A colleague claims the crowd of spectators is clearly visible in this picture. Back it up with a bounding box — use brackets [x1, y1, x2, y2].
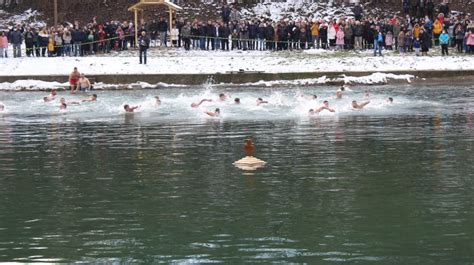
[0, 2, 473, 58]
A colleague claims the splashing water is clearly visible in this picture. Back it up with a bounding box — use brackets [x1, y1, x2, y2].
[0, 84, 450, 124]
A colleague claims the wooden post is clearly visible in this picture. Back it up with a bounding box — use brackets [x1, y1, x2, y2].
[54, 0, 58, 26]
[169, 7, 173, 33]
[134, 8, 138, 47]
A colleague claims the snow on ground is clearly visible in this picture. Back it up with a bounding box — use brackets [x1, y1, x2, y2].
[239, 0, 393, 21]
[0, 8, 45, 31]
[0, 49, 472, 77]
[241, 0, 356, 21]
[0, 80, 187, 91]
[225, 73, 414, 87]
[0, 72, 414, 91]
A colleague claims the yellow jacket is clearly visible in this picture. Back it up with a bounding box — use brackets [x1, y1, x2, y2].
[432, 20, 442, 35]
[310, 23, 319, 36]
[413, 25, 421, 39]
[48, 39, 55, 52]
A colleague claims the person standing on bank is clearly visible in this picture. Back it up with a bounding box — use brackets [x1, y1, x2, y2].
[139, 31, 150, 65]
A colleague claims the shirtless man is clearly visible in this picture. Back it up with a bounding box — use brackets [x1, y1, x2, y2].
[205, 108, 220, 117]
[44, 89, 57, 102]
[78, 73, 91, 92]
[191, 99, 212, 108]
[315, 100, 335, 113]
[218, 93, 229, 102]
[256, 98, 268, 106]
[82, 94, 97, 102]
[60, 97, 80, 105]
[124, 104, 139, 113]
[69, 67, 80, 93]
[352, 100, 370, 109]
[336, 91, 343, 99]
[300, 94, 317, 100]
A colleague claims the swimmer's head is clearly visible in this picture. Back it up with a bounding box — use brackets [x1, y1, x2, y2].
[60, 97, 66, 104]
[92, 94, 97, 99]
[234, 98, 240, 104]
[124, 104, 129, 110]
[323, 100, 329, 106]
[43, 97, 49, 102]
[0, 104, 4, 111]
[60, 103, 67, 109]
[311, 95, 317, 100]
[388, 97, 393, 103]
[219, 93, 226, 100]
[336, 91, 343, 98]
[309, 109, 315, 115]
[352, 100, 357, 107]
[51, 89, 57, 96]
[215, 108, 220, 113]
[257, 97, 263, 102]
[340, 86, 345, 91]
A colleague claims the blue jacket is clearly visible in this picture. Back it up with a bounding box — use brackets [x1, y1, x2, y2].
[10, 30, 23, 45]
[439, 33, 449, 45]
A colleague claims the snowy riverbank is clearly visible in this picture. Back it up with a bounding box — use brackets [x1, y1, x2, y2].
[0, 49, 473, 90]
[1, 49, 473, 77]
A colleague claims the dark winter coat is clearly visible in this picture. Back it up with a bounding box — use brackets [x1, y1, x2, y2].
[248, 24, 258, 39]
[10, 30, 23, 45]
[265, 25, 275, 41]
[139, 35, 150, 50]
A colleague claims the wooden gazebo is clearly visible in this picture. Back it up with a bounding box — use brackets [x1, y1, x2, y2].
[128, 0, 183, 44]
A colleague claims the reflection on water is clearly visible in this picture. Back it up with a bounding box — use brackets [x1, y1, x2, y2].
[0, 84, 473, 263]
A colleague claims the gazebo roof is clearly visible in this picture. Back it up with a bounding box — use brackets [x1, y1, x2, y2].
[128, 0, 183, 11]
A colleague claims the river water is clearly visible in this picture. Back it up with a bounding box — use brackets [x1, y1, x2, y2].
[0, 84, 473, 263]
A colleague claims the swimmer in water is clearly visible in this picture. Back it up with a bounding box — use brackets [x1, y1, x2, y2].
[256, 98, 268, 106]
[364, 90, 370, 99]
[44, 89, 57, 102]
[336, 91, 343, 99]
[308, 109, 315, 116]
[315, 100, 336, 113]
[191, 99, 212, 108]
[124, 104, 139, 113]
[352, 100, 370, 109]
[0, 104, 4, 111]
[387, 97, 393, 103]
[155, 96, 161, 106]
[205, 108, 220, 117]
[60, 102, 67, 110]
[82, 94, 97, 103]
[234, 98, 241, 104]
[219, 93, 228, 101]
[300, 94, 317, 100]
[60, 97, 80, 105]
[340, 85, 351, 91]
